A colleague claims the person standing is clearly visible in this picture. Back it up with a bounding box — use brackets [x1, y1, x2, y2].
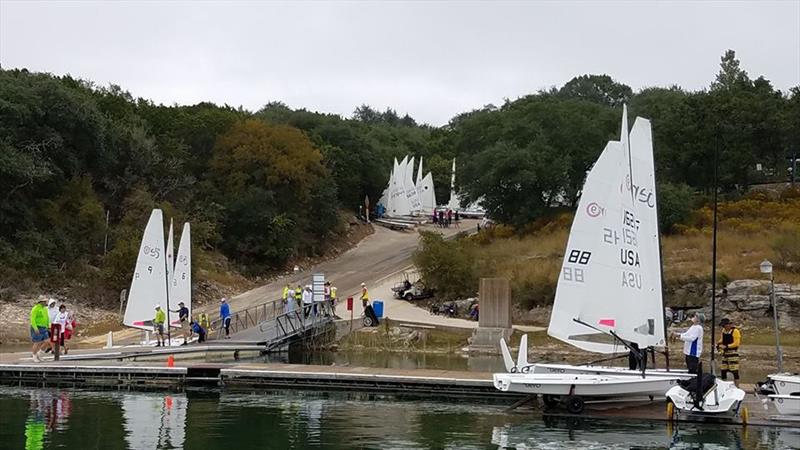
[153, 305, 166, 347]
[171, 302, 190, 345]
[675, 313, 704, 374]
[295, 285, 303, 310]
[360, 282, 370, 310]
[330, 285, 337, 314]
[302, 285, 313, 318]
[323, 282, 332, 316]
[220, 298, 232, 339]
[285, 286, 296, 314]
[717, 318, 741, 386]
[54, 304, 72, 355]
[282, 283, 290, 305]
[30, 298, 50, 362]
[198, 312, 211, 333]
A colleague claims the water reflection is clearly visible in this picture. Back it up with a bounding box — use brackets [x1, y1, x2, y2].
[122, 394, 187, 450]
[3, 387, 800, 449]
[24, 391, 72, 450]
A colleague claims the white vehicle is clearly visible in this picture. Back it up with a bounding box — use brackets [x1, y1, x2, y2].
[665, 373, 747, 423]
[762, 374, 800, 416]
[493, 108, 687, 413]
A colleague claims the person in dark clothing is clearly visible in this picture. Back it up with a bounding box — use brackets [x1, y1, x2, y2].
[191, 321, 206, 343]
[717, 318, 742, 386]
[170, 302, 190, 345]
[628, 342, 643, 371]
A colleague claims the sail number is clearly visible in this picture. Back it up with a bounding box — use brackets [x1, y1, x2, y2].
[563, 267, 585, 282]
[142, 245, 161, 259]
[567, 250, 591, 265]
[563, 249, 591, 283]
[603, 227, 637, 247]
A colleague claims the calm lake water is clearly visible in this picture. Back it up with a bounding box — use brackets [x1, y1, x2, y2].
[1, 386, 799, 450]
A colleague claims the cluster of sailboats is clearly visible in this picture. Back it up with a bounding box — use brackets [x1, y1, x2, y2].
[122, 209, 192, 341]
[377, 156, 485, 218]
[492, 106, 752, 419]
[378, 155, 437, 217]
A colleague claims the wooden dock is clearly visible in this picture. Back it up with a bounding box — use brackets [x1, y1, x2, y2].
[1, 358, 799, 428]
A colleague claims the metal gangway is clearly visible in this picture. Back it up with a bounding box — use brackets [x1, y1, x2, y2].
[209, 298, 336, 350]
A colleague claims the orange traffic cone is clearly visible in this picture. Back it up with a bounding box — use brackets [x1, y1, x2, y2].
[167, 355, 175, 368]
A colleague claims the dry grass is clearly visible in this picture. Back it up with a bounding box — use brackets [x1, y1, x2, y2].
[469, 196, 800, 309]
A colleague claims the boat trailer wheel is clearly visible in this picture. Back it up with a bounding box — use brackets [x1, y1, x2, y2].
[541, 395, 559, 409]
[565, 395, 585, 414]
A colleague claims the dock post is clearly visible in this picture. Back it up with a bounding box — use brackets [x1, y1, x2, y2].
[469, 278, 512, 354]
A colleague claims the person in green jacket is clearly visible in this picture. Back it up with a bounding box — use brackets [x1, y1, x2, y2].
[154, 305, 166, 347]
[30, 298, 50, 362]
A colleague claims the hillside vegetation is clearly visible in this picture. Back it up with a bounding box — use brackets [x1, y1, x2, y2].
[1, 49, 797, 306]
[414, 189, 800, 308]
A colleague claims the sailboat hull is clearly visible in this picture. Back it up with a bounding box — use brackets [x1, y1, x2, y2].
[493, 372, 681, 397]
[528, 363, 694, 380]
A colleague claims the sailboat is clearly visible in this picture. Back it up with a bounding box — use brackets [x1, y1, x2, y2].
[493, 107, 686, 412]
[123, 209, 192, 342]
[123, 209, 169, 330]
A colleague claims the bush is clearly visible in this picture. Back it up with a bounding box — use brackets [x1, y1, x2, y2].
[658, 182, 695, 233]
[773, 228, 800, 272]
[413, 231, 478, 301]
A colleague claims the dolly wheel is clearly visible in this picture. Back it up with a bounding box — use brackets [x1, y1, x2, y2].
[666, 401, 675, 422]
[541, 394, 559, 409]
[363, 316, 374, 327]
[565, 396, 585, 414]
[741, 406, 749, 426]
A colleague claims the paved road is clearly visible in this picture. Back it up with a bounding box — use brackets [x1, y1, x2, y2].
[220, 220, 478, 316]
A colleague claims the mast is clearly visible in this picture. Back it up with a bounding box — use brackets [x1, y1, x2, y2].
[710, 133, 720, 370]
[165, 219, 173, 345]
[649, 120, 671, 370]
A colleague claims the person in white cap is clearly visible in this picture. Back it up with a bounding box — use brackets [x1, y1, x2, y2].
[153, 305, 166, 347]
[302, 285, 313, 318]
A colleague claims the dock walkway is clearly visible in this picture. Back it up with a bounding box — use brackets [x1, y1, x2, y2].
[0, 359, 798, 428]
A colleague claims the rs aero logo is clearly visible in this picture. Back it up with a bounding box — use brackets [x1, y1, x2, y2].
[586, 202, 605, 217]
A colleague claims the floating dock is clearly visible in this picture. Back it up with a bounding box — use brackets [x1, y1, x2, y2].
[1, 359, 799, 428]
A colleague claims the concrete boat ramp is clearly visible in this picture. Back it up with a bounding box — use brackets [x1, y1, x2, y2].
[1, 358, 799, 428]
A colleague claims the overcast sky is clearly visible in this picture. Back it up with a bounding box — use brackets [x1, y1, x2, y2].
[1, 1, 798, 126]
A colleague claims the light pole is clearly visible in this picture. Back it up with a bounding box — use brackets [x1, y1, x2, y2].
[761, 259, 784, 372]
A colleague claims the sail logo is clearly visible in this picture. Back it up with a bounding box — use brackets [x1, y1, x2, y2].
[586, 202, 605, 217]
[622, 175, 656, 209]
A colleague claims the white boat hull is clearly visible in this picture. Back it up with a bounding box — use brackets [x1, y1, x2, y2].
[768, 374, 800, 395]
[493, 372, 681, 397]
[666, 379, 745, 416]
[529, 363, 694, 380]
[769, 394, 800, 415]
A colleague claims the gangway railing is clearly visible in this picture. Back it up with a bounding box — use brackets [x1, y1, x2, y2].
[208, 297, 284, 340]
[208, 298, 335, 345]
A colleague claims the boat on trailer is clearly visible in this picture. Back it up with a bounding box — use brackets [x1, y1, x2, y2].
[492, 107, 686, 413]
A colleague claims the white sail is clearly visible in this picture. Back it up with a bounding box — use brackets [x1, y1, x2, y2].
[548, 107, 665, 353]
[416, 156, 424, 186]
[387, 157, 411, 216]
[123, 209, 168, 330]
[447, 158, 462, 210]
[628, 116, 666, 348]
[404, 156, 422, 213]
[170, 223, 191, 327]
[419, 172, 437, 212]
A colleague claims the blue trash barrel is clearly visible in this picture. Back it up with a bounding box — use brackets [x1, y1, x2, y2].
[372, 300, 384, 318]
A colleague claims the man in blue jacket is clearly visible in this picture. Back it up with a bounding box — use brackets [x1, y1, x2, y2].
[220, 298, 232, 339]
